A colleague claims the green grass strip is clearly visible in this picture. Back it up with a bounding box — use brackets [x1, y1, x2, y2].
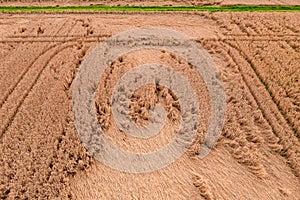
[0, 5, 300, 13]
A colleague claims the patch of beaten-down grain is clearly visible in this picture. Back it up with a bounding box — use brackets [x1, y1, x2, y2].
[0, 13, 300, 199]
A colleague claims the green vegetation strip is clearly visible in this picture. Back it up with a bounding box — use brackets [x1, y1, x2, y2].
[0, 5, 300, 13]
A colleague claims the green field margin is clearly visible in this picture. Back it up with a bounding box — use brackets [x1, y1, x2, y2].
[0, 5, 300, 13]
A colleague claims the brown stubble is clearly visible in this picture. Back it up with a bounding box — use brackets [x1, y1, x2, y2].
[0, 13, 299, 199]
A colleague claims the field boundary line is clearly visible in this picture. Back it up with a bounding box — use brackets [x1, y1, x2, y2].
[1, 5, 300, 13]
[0, 34, 111, 43]
[5, 34, 111, 39]
[2, 35, 300, 44]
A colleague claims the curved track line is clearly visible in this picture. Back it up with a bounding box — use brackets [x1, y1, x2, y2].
[0, 43, 58, 108]
[228, 41, 298, 136]
[223, 41, 300, 177]
[0, 18, 72, 109]
[0, 38, 107, 43]
[6, 34, 111, 39]
[0, 43, 74, 139]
